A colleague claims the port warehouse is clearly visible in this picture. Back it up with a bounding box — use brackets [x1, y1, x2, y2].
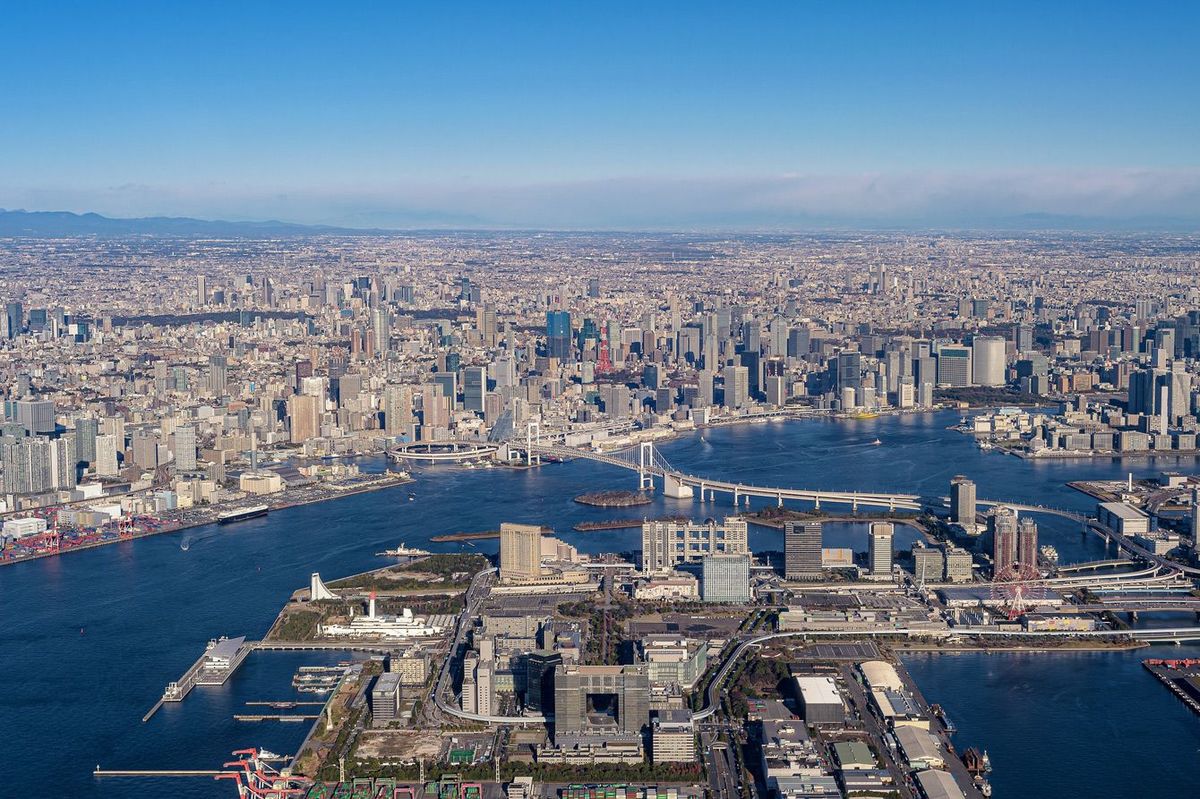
[1096, 501, 1151, 536]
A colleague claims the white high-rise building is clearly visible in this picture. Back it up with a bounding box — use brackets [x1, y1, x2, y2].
[972, 336, 1007, 387]
[174, 425, 197, 471]
[868, 522, 894, 577]
[95, 434, 119, 477]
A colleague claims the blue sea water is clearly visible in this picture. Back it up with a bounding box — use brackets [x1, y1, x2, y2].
[2, 411, 1199, 797]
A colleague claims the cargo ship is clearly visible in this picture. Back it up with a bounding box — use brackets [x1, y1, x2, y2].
[217, 505, 269, 524]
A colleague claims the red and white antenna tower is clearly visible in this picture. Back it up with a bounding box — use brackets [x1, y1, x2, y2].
[597, 324, 613, 374]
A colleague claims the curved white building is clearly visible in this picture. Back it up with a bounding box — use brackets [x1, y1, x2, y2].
[972, 336, 1007, 386]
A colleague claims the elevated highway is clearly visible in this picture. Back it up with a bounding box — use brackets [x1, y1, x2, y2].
[695, 625, 1200, 720]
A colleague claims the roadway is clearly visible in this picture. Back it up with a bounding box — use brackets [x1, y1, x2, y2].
[694, 625, 1200, 721]
[428, 567, 549, 725]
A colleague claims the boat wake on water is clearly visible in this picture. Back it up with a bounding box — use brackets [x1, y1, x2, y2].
[179, 528, 221, 551]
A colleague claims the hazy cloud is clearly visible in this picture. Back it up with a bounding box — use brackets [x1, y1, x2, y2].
[4, 169, 1200, 230]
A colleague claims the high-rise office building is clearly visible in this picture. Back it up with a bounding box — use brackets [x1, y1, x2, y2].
[524, 650, 562, 713]
[912, 545, 945, 585]
[936, 346, 972, 387]
[944, 547, 974, 582]
[784, 521, 822, 581]
[463, 366, 487, 413]
[697, 370, 715, 407]
[546, 310, 572, 360]
[174, 425, 197, 471]
[132, 430, 158, 469]
[553, 663, 649, 739]
[196, 275, 207, 306]
[499, 522, 543, 582]
[868, 522, 893, 577]
[420, 384, 448, 430]
[971, 336, 1006, 386]
[1013, 323, 1034, 354]
[701, 554, 751, 603]
[787, 326, 811, 358]
[949, 476, 977, 530]
[5, 301, 23, 339]
[836, 351, 862, 393]
[208, 355, 228, 395]
[722, 365, 749, 409]
[765, 374, 787, 406]
[990, 507, 1018, 578]
[10, 399, 55, 434]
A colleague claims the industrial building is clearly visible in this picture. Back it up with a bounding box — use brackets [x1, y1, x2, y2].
[894, 725, 944, 769]
[914, 768, 966, 799]
[794, 676, 844, 725]
[1097, 501, 1151, 536]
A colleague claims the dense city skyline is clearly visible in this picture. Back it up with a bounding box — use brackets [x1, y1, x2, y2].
[5, 5, 1200, 799]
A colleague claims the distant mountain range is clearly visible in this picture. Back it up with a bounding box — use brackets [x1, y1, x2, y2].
[1, 207, 1194, 237]
[0, 209, 387, 238]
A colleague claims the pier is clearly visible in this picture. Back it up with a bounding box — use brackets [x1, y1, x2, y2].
[234, 713, 320, 722]
[95, 768, 224, 778]
[1143, 659, 1200, 716]
[143, 636, 253, 722]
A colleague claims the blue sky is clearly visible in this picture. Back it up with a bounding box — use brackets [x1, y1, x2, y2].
[2, 2, 1198, 228]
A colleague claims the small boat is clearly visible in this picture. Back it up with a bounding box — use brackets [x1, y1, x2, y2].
[871, 438, 882, 446]
[408, 492, 416, 501]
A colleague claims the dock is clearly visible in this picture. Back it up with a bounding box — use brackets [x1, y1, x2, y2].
[1143, 659, 1200, 716]
[95, 768, 224, 778]
[246, 700, 327, 708]
[234, 714, 320, 722]
[143, 635, 253, 722]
